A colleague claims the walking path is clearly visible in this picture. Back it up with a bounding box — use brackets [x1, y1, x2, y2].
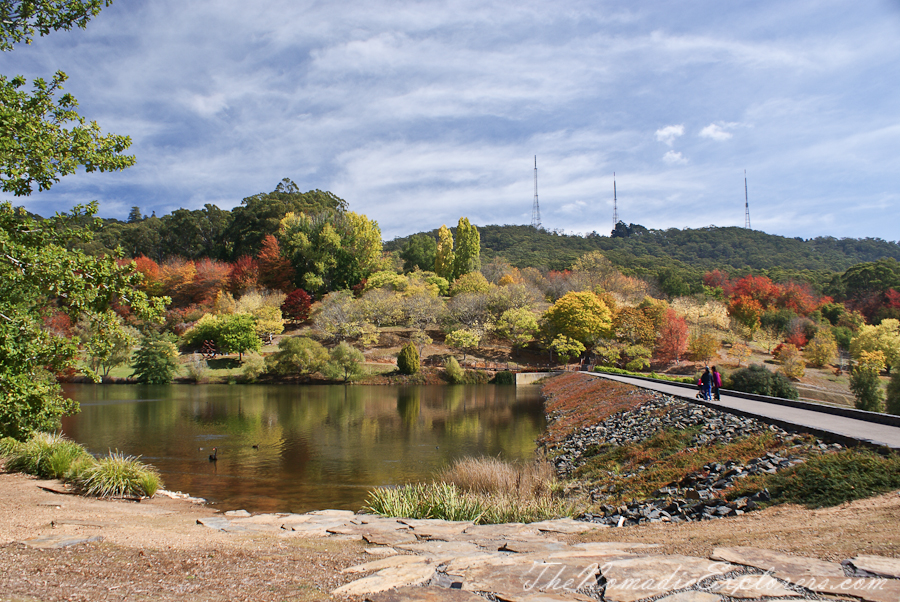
[192, 510, 900, 601]
[585, 372, 900, 449]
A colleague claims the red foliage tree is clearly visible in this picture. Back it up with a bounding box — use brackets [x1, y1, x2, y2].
[776, 281, 819, 315]
[655, 308, 689, 363]
[132, 255, 162, 295]
[229, 255, 260, 295]
[281, 289, 312, 323]
[703, 269, 732, 296]
[730, 275, 780, 309]
[257, 235, 295, 292]
[188, 258, 231, 305]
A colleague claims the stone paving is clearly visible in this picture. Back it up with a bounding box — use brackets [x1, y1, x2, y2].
[196, 511, 900, 601]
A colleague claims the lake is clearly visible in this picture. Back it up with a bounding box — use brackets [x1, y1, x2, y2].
[60, 383, 546, 513]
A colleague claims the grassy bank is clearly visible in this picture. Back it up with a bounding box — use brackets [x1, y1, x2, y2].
[0, 433, 161, 498]
[364, 457, 576, 523]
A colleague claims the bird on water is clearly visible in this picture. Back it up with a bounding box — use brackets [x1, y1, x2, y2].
[209, 447, 218, 461]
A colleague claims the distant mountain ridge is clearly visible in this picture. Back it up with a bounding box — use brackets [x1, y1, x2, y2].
[386, 224, 900, 285]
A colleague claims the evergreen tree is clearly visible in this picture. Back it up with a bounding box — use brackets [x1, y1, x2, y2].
[397, 343, 420, 375]
[451, 217, 480, 281]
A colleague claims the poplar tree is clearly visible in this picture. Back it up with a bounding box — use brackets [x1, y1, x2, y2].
[434, 224, 455, 281]
[451, 217, 480, 281]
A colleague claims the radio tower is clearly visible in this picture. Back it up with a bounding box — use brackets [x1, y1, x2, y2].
[744, 170, 751, 229]
[612, 172, 618, 229]
[531, 156, 542, 229]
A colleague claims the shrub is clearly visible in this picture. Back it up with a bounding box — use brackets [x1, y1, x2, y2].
[449, 272, 490, 296]
[3, 432, 92, 479]
[132, 333, 180, 384]
[240, 352, 266, 382]
[397, 343, 420, 375]
[323, 341, 366, 382]
[492, 370, 516, 385]
[727, 364, 799, 400]
[850, 366, 885, 412]
[764, 450, 900, 508]
[75, 451, 162, 498]
[265, 336, 329, 377]
[444, 356, 464, 384]
[184, 353, 209, 383]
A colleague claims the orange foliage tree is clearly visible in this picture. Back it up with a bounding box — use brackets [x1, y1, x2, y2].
[229, 256, 259, 295]
[655, 309, 689, 363]
[257, 234, 295, 292]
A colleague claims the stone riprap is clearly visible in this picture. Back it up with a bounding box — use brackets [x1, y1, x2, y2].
[543, 390, 844, 527]
[197, 513, 896, 601]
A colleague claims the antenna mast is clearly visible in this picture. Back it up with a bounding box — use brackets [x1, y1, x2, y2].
[613, 172, 618, 229]
[531, 156, 542, 229]
[744, 170, 751, 229]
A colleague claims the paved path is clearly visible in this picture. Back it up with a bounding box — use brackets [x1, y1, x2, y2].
[192, 511, 900, 601]
[585, 372, 900, 450]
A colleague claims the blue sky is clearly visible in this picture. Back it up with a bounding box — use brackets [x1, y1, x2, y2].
[2, 0, 899, 241]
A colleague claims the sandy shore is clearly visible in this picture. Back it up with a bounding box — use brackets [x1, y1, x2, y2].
[2, 467, 899, 601]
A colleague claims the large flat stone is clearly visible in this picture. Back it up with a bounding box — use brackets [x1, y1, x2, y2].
[602, 555, 734, 602]
[461, 524, 542, 540]
[527, 518, 608, 534]
[848, 555, 900, 579]
[495, 592, 597, 602]
[778, 573, 900, 602]
[710, 547, 844, 577]
[366, 547, 399, 556]
[462, 560, 600, 599]
[22, 534, 103, 549]
[365, 586, 485, 602]
[343, 555, 431, 574]
[445, 553, 511, 575]
[710, 575, 797, 598]
[655, 592, 723, 602]
[395, 540, 483, 558]
[332, 563, 437, 596]
[363, 530, 419, 546]
[398, 519, 474, 538]
[500, 541, 569, 554]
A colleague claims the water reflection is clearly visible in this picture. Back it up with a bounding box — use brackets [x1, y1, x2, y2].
[61, 383, 545, 513]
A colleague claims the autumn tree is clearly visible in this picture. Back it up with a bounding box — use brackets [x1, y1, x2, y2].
[281, 289, 312, 323]
[434, 224, 455, 281]
[542, 291, 612, 346]
[655, 308, 689, 363]
[256, 234, 295, 292]
[228, 256, 259, 296]
[850, 319, 900, 374]
[496, 308, 540, 354]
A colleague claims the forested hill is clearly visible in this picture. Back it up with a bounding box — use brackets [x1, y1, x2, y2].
[386, 224, 900, 283]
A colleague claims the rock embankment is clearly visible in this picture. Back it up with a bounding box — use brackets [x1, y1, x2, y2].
[540, 376, 843, 527]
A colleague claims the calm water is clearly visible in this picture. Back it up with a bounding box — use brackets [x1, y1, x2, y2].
[60, 384, 546, 513]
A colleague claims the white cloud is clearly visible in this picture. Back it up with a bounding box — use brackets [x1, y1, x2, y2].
[663, 151, 688, 165]
[699, 123, 734, 141]
[655, 125, 685, 146]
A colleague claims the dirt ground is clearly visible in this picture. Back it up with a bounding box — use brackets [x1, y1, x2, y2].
[1, 468, 898, 602]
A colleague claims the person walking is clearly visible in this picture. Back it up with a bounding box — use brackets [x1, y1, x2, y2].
[712, 366, 722, 401]
[699, 366, 712, 400]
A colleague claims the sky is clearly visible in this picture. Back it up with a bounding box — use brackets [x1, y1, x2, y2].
[2, 0, 899, 242]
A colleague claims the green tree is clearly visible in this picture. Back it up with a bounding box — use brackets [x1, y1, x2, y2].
[550, 335, 585, 366]
[496, 308, 539, 354]
[400, 234, 437, 273]
[886, 364, 900, 416]
[850, 353, 885, 413]
[434, 224, 454, 281]
[132, 333, 180, 385]
[278, 209, 382, 293]
[324, 342, 366, 382]
[397, 343, 420, 375]
[73, 310, 138, 380]
[216, 313, 261, 360]
[451, 217, 480, 281]
[541, 291, 612, 346]
[1, 204, 167, 439]
[445, 329, 481, 361]
[265, 336, 328, 378]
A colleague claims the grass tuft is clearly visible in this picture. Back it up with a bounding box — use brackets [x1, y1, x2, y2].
[74, 451, 163, 498]
[3, 433, 92, 479]
[438, 456, 555, 499]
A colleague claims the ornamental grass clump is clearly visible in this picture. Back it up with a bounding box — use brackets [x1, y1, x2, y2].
[75, 451, 162, 498]
[3, 432, 92, 479]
